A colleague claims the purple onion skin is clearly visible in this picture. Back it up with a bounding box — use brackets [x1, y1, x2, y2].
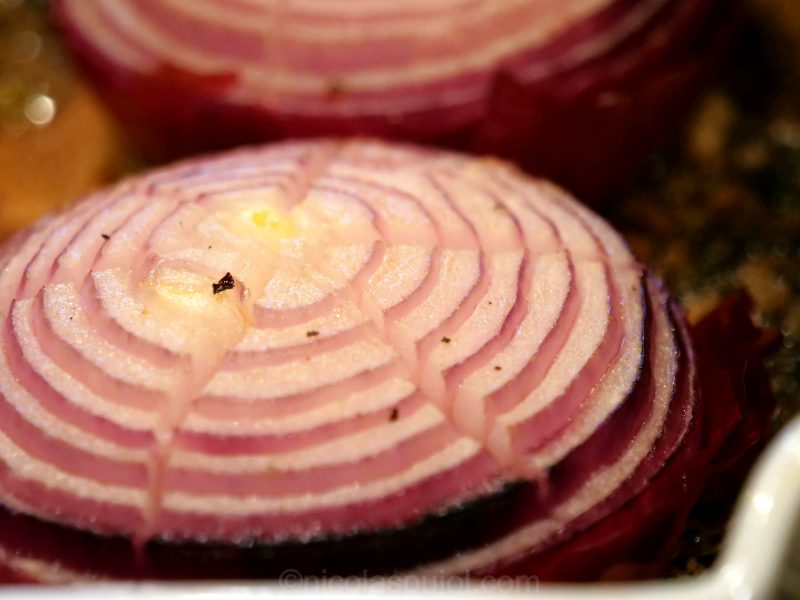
[54, 0, 741, 202]
[484, 293, 777, 581]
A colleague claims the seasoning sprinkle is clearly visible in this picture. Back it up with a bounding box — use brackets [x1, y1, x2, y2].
[212, 272, 235, 294]
[306, 330, 320, 338]
[100, 233, 110, 240]
[441, 336, 451, 344]
[389, 408, 399, 422]
[494, 365, 502, 371]
[326, 79, 346, 100]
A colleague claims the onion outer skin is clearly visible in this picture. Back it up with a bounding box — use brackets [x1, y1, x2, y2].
[484, 293, 778, 580]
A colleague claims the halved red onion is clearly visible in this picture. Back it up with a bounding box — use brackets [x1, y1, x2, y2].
[54, 0, 741, 199]
[0, 140, 773, 582]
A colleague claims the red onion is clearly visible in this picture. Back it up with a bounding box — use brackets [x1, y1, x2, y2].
[0, 140, 772, 582]
[54, 0, 741, 200]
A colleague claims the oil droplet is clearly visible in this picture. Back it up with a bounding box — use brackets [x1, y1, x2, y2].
[250, 209, 295, 236]
[24, 94, 56, 126]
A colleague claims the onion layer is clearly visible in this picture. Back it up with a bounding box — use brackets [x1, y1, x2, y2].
[54, 0, 741, 199]
[0, 140, 772, 581]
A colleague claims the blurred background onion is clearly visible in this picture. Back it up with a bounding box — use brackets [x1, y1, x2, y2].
[52, 0, 740, 201]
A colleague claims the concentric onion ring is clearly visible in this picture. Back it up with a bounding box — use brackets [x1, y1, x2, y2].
[0, 140, 768, 582]
[54, 0, 741, 198]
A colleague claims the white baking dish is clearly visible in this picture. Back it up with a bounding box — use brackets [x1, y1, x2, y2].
[4, 413, 800, 600]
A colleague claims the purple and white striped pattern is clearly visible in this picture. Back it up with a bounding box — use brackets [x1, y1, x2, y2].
[0, 140, 694, 577]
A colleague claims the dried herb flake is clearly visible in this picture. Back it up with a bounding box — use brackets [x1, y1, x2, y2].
[212, 272, 235, 295]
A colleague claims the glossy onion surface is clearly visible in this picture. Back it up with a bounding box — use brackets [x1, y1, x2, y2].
[0, 140, 769, 582]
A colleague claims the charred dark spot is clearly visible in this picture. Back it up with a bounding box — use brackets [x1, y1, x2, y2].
[100, 233, 110, 240]
[389, 408, 399, 422]
[441, 337, 451, 344]
[212, 272, 235, 295]
[142, 480, 528, 577]
[326, 79, 346, 100]
[306, 330, 320, 338]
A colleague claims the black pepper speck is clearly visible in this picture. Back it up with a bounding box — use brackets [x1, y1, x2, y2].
[212, 272, 235, 294]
